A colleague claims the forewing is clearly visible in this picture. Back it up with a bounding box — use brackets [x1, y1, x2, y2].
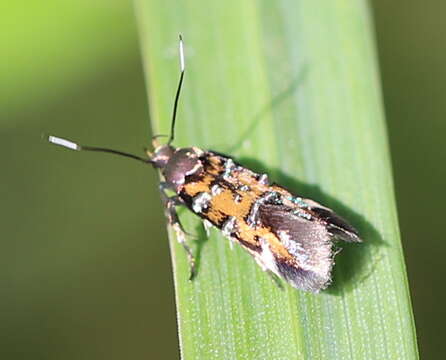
[259, 204, 335, 292]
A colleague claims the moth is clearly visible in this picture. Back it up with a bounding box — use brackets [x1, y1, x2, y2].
[48, 36, 361, 292]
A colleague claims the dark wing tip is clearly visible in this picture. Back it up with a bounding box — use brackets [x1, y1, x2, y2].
[310, 207, 362, 243]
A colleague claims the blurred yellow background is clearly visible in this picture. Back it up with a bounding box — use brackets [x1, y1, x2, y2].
[1, 1, 444, 358]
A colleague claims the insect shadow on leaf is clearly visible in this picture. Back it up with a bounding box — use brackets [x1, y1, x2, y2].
[236, 156, 386, 295]
[226, 66, 309, 154]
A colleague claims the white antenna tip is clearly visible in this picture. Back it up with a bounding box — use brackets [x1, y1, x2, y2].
[179, 35, 185, 72]
[48, 135, 80, 151]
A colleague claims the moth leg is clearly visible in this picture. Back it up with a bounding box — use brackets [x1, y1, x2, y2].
[159, 183, 196, 280]
[203, 219, 213, 237]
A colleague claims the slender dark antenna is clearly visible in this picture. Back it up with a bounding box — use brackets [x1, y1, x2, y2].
[167, 34, 185, 146]
[47, 135, 150, 164]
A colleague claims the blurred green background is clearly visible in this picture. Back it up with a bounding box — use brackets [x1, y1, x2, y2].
[1, 1, 443, 359]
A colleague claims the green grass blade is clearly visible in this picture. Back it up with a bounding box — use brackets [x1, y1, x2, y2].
[135, 1, 418, 359]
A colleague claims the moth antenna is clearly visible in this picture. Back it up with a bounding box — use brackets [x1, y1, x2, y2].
[167, 34, 185, 146]
[47, 135, 151, 164]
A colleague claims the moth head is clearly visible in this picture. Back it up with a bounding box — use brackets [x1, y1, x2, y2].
[148, 144, 176, 169]
[160, 147, 204, 191]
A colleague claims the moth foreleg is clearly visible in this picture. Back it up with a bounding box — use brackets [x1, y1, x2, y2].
[159, 183, 196, 280]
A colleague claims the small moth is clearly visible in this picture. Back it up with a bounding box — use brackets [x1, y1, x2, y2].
[48, 36, 361, 292]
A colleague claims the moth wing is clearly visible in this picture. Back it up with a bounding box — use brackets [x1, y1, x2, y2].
[259, 204, 334, 292]
[304, 201, 361, 243]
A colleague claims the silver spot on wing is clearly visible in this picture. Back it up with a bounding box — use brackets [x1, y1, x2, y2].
[222, 216, 237, 237]
[211, 184, 222, 196]
[192, 192, 212, 213]
[222, 158, 235, 180]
